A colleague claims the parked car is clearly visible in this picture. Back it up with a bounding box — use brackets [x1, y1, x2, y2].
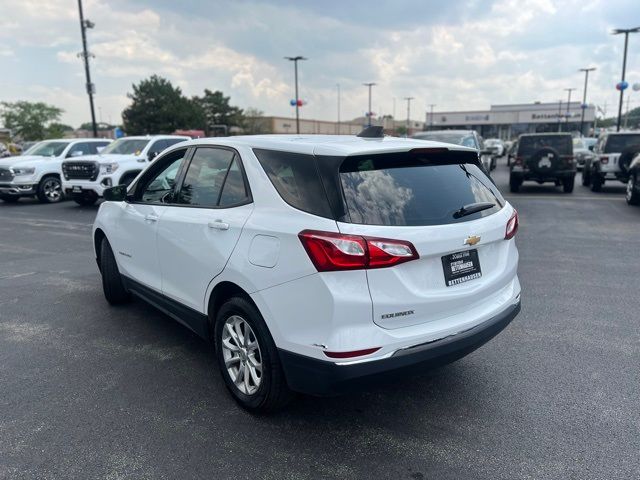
[572, 137, 597, 171]
[626, 152, 640, 206]
[61, 135, 189, 205]
[506, 140, 518, 166]
[509, 133, 576, 193]
[411, 129, 496, 171]
[484, 138, 506, 157]
[0, 143, 10, 158]
[582, 131, 640, 192]
[0, 138, 112, 203]
[93, 131, 521, 411]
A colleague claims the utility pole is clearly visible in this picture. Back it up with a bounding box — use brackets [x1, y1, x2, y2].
[363, 82, 376, 127]
[565, 88, 576, 131]
[77, 0, 97, 138]
[285, 56, 307, 134]
[557, 100, 563, 132]
[612, 27, 640, 131]
[404, 97, 414, 135]
[336, 83, 341, 134]
[428, 104, 436, 131]
[579, 67, 596, 136]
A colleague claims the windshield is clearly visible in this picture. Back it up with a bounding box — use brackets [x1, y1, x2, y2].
[339, 151, 503, 226]
[26, 141, 70, 157]
[414, 132, 478, 149]
[101, 138, 150, 155]
[604, 134, 640, 154]
[485, 139, 502, 146]
[573, 138, 585, 149]
[518, 135, 572, 156]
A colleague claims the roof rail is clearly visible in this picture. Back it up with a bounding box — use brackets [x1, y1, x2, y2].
[357, 126, 384, 138]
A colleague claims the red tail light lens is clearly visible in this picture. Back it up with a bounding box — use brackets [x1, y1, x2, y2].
[323, 347, 381, 359]
[600, 156, 609, 164]
[505, 209, 519, 240]
[514, 156, 524, 166]
[299, 230, 419, 272]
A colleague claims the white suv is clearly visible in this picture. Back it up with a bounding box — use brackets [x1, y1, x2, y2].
[61, 135, 189, 205]
[0, 138, 111, 203]
[583, 131, 640, 192]
[93, 131, 521, 411]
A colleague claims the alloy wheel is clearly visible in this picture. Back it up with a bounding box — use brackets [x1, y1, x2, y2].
[221, 315, 263, 395]
[43, 178, 62, 201]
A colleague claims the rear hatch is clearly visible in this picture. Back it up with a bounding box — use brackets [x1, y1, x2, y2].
[334, 148, 517, 329]
[602, 134, 640, 170]
[517, 135, 573, 173]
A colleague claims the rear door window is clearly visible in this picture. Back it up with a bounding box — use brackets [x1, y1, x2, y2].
[604, 134, 640, 153]
[339, 151, 503, 226]
[518, 136, 572, 156]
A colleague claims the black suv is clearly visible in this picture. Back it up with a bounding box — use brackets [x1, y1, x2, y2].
[509, 133, 575, 193]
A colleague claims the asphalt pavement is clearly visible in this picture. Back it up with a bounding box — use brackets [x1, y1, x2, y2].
[1, 159, 639, 479]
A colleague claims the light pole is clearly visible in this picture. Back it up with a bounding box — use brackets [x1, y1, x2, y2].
[77, 0, 97, 138]
[363, 83, 376, 127]
[336, 83, 341, 134]
[579, 67, 596, 136]
[404, 97, 414, 135]
[564, 88, 576, 132]
[285, 56, 307, 134]
[612, 27, 640, 131]
[428, 104, 436, 131]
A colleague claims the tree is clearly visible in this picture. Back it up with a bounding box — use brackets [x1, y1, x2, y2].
[45, 122, 74, 139]
[0, 101, 63, 141]
[122, 75, 202, 135]
[193, 89, 244, 135]
[242, 108, 270, 134]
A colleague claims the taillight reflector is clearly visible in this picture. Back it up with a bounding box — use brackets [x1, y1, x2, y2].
[600, 156, 609, 164]
[298, 230, 419, 272]
[505, 209, 519, 240]
[323, 347, 381, 359]
[514, 156, 524, 166]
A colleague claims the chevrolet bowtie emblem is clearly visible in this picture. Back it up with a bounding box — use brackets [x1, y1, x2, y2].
[464, 235, 481, 246]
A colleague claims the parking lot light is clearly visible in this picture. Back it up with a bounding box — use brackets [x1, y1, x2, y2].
[579, 67, 596, 136]
[612, 27, 640, 132]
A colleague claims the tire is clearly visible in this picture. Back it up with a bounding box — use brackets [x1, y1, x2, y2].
[626, 173, 640, 206]
[120, 172, 139, 188]
[36, 175, 63, 203]
[99, 238, 130, 305]
[562, 175, 575, 193]
[581, 167, 591, 186]
[509, 174, 522, 193]
[214, 296, 292, 412]
[590, 172, 603, 192]
[72, 192, 98, 206]
[0, 194, 19, 203]
[490, 158, 497, 171]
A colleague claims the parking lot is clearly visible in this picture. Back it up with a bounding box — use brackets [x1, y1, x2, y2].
[1, 158, 639, 479]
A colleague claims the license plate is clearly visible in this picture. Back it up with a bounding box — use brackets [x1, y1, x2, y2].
[72, 186, 82, 193]
[442, 249, 482, 287]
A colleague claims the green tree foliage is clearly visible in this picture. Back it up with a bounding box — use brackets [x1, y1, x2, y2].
[45, 122, 74, 139]
[122, 75, 203, 135]
[0, 101, 63, 141]
[193, 89, 244, 135]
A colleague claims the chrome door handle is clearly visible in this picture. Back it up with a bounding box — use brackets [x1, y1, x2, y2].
[208, 220, 229, 230]
[144, 214, 159, 222]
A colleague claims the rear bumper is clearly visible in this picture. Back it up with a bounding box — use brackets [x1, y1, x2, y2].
[511, 169, 575, 181]
[279, 300, 521, 396]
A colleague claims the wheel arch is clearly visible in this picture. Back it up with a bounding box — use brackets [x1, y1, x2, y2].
[206, 281, 260, 341]
[93, 228, 107, 271]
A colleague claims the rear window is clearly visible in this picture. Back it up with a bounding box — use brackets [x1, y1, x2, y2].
[253, 149, 333, 218]
[339, 151, 504, 226]
[518, 135, 572, 156]
[604, 134, 640, 153]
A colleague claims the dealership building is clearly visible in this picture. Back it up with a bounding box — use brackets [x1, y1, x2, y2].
[426, 102, 596, 139]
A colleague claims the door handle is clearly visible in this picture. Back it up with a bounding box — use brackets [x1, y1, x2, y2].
[208, 220, 229, 230]
[144, 214, 159, 222]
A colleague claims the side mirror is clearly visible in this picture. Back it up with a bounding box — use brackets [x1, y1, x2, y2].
[103, 185, 127, 202]
[148, 151, 159, 161]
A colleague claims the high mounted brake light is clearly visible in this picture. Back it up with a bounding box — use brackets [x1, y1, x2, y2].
[298, 230, 419, 272]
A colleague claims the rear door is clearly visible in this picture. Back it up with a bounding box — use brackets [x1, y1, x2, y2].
[335, 149, 516, 330]
[157, 146, 253, 311]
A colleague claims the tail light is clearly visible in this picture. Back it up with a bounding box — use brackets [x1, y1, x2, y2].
[298, 230, 419, 272]
[505, 209, 519, 240]
[514, 156, 524, 166]
[323, 347, 381, 359]
[600, 156, 609, 164]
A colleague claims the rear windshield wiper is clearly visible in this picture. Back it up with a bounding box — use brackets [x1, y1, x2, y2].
[453, 202, 495, 219]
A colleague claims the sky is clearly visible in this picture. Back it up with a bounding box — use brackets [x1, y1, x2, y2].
[0, 0, 639, 128]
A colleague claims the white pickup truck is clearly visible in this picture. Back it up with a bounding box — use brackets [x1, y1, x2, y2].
[61, 135, 189, 205]
[0, 138, 112, 203]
